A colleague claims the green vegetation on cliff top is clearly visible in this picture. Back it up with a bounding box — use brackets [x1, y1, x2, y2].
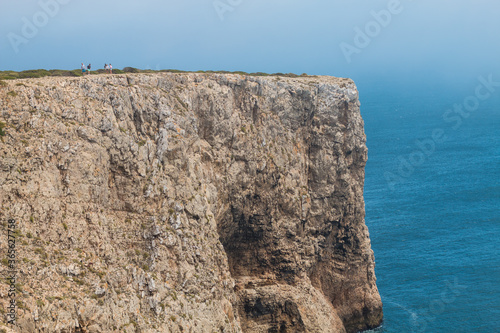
[0, 68, 312, 81]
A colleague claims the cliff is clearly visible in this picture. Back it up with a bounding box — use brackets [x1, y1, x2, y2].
[0, 73, 382, 332]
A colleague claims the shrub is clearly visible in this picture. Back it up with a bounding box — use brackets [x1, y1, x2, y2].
[251, 72, 270, 76]
[49, 69, 80, 77]
[0, 71, 20, 80]
[18, 69, 50, 79]
[160, 69, 187, 73]
[123, 67, 140, 73]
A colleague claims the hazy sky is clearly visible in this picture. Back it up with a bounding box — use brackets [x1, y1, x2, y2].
[1, 0, 499, 84]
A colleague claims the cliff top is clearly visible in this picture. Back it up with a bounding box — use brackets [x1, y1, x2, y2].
[0, 70, 353, 87]
[0, 68, 352, 85]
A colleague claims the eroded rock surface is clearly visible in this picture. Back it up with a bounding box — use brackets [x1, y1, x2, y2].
[0, 73, 382, 332]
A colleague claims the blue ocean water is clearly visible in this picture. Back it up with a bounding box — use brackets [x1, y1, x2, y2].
[358, 77, 500, 333]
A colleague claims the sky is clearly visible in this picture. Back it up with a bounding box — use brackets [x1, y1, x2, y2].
[1, 0, 500, 86]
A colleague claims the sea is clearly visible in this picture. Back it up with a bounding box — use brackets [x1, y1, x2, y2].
[357, 75, 500, 333]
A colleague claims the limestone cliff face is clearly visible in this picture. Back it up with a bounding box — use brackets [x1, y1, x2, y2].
[0, 73, 382, 333]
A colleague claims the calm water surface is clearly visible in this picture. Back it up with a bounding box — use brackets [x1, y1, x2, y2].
[358, 77, 500, 333]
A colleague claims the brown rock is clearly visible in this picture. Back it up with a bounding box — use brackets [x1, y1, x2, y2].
[0, 73, 381, 332]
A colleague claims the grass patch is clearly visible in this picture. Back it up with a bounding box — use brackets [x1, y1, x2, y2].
[0, 69, 82, 81]
[0, 122, 6, 137]
[73, 278, 85, 286]
[16, 300, 27, 310]
[174, 94, 188, 110]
